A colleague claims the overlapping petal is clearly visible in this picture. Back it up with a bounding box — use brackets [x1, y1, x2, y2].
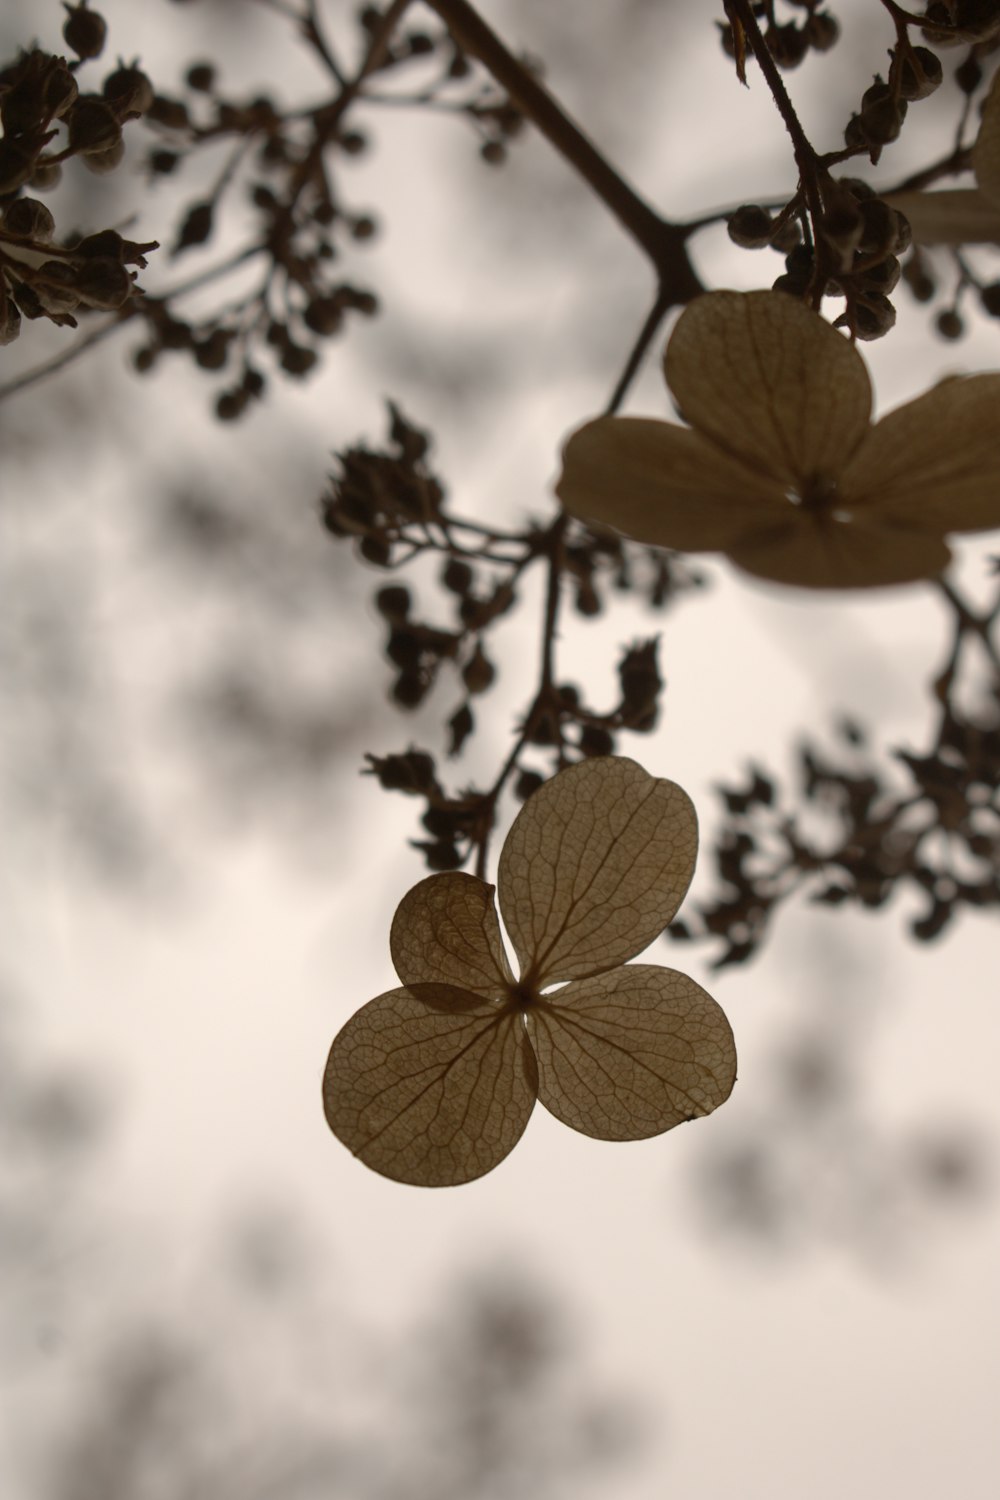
[497, 757, 697, 987]
[322, 984, 537, 1187]
[390, 872, 513, 998]
[557, 417, 786, 551]
[664, 290, 872, 487]
[728, 515, 952, 589]
[841, 375, 1000, 534]
[526, 965, 736, 1140]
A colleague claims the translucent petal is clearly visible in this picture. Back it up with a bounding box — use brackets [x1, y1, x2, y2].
[841, 375, 1000, 534]
[557, 416, 789, 550]
[322, 985, 536, 1187]
[973, 70, 1000, 208]
[497, 757, 697, 988]
[728, 515, 951, 589]
[527, 964, 736, 1140]
[665, 291, 872, 488]
[391, 872, 513, 998]
[885, 189, 1000, 246]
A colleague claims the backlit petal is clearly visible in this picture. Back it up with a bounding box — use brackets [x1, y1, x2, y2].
[391, 872, 513, 998]
[665, 291, 872, 488]
[498, 757, 697, 987]
[527, 964, 736, 1140]
[728, 515, 951, 589]
[557, 415, 788, 551]
[842, 375, 1000, 534]
[322, 985, 536, 1187]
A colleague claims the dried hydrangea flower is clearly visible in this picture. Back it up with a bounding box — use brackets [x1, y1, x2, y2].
[323, 757, 736, 1187]
[557, 290, 1000, 589]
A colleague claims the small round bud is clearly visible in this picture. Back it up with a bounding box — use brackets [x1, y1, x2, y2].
[850, 291, 897, 340]
[62, 2, 108, 60]
[461, 644, 495, 695]
[66, 96, 122, 156]
[480, 140, 506, 166]
[81, 137, 125, 173]
[954, 55, 982, 93]
[338, 129, 367, 155]
[804, 10, 839, 50]
[215, 389, 249, 422]
[391, 671, 427, 709]
[580, 725, 615, 757]
[514, 770, 543, 801]
[359, 536, 392, 567]
[280, 342, 318, 377]
[73, 255, 133, 309]
[103, 63, 155, 117]
[441, 558, 473, 595]
[2, 197, 55, 241]
[935, 308, 964, 340]
[29, 156, 62, 191]
[897, 45, 943, 100]
[857, 255, 901, 295]
[194, 329, 231, 369]
[375, 584, 410, 622]
[185, 62, 216, 92]
[727, 203, 774, 248]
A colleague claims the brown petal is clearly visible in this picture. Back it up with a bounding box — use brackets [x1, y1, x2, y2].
[526, 964, 736, 1140]
[885, 189, 1000, 245]
[665, 291, 872, 489]
[727, 515, 952, 589]
[556, 416, 789, 551]
[497, 757, 697, 988]
[973, 69, 1000, 207]
[323, 985, 536, 1186]
[842, 375, 1000, 534]
[391, 872, 513, 998]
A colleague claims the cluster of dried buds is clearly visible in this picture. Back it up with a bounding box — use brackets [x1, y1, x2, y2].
[728, 178, 911, 339]
[719, 0, 840, 70]
[671, 692, 1000, 967]
[844, 41, 943, 162]
[0, 4, 155, 344]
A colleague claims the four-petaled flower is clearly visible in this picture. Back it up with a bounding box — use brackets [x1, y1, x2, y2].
[323, 757, 736, 1187]
[556, 289, 1000, 589]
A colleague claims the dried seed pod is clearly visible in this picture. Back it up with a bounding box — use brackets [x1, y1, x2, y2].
[848, 291, 897, 339]
[103, 63, 154, 117]
[1, 196, 55, 241]
[896, 45, 943, 100]
[73, 255, 134, 309]
[857, 255, 901, 295]
[81, 138, 125, 173]
[66, 96, 122, 156]
[935, 308, 964, 339]
[804, 10, 839, 50]
[62, 2, 108, 61]
[727, 204, 775, 248]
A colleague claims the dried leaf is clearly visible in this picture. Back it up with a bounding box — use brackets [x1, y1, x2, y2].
[526, 964, 736, 1139]
[390, 872, 513, 997]
[664, 290, 872, 488]
[497, 757, 697, 987]
[322, 984, 536, 1186]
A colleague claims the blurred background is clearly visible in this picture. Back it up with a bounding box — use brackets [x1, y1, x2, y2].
[2, 1, 998, 1496]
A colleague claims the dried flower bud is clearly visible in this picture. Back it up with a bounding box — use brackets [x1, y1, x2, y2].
[185, 62, 216, 92]
[45, 60, 79, 120]
[29, 156, 62, 191]
[514, 769, 543, 800]
[0, 137, 40, 196]
[103, 62, 154, 117]
[844, 291, 897, 339]
[857, 255, 901, 294]
[935, 308, 964, 339]
[896, 44, 943, 100]
[2, 196, 55, 241]
[175, 201, 214, 251]
[858, 82, 907, 146]
[34, 260, 81, 315]
[580, 725, 615, 757]
[727, 204, 775, 248]
[804, 11, 839, 50]
[62, 3, 108, 61]
[73, 255, 134, 309]
[765, 21, 809, 68]
[81, 137, 125, 173]
[441, 558, 473, 595]
[0, 285, 22, 344]
[66, 96, 122, 155]
[462, 644, 495, 695]
[375, 585, 411, 622]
